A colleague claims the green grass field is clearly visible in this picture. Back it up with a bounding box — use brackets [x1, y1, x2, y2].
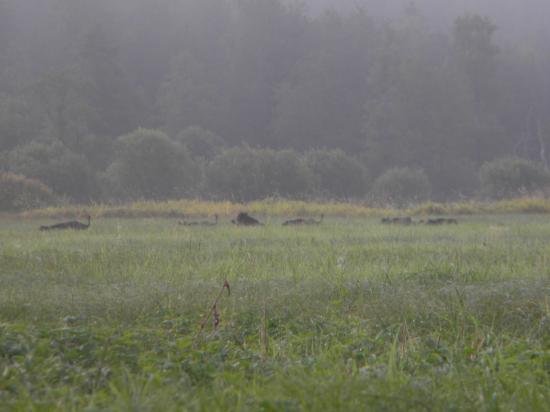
[1, 214, 550, 411]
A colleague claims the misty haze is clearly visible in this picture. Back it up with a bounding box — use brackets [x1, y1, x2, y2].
[4, 2, 550, 411]
[1, 0, 550, 206]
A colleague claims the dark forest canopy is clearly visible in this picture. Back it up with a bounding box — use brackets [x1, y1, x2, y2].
[1, 0, 549, 204]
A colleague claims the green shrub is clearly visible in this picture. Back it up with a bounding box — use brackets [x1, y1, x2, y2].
[105, 128, 198, 200]
[206, 147, 312, 201]
[305, 149, 369, 199]
[371, 167, 432, 206]
[479, 157, 550, 199]
[260, 149, 313, 199]
[0, 96, 34, 151]
[0, 172, 55, 211]
[175, 126, 224, 160]
[6, 142, 98, 202]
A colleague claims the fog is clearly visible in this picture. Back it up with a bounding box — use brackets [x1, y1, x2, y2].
[1, 0, 549, 206]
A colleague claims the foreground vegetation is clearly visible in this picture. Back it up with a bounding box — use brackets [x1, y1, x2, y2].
[1, 213, 550, 411]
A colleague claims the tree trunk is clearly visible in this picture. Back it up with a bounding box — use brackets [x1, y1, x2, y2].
[536, 118, 549, 171]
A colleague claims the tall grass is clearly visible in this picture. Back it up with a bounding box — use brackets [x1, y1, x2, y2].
[1, 215, 550, 410]
[18, 196, 550, 220]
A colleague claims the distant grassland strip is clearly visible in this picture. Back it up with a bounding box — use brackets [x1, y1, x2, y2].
[19, 197, 550, 219]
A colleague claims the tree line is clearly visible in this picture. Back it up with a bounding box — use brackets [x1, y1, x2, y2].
[3, 127, 549, 212]
[1, 0, 549, 205]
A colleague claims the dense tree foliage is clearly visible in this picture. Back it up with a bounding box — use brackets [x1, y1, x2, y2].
[175, 127, 224, 161]
[5, 142, 97, 202]
[306, 149, 368, 199]
[0, 172, 55, 211]
[104, 129, 197, 201]
[371, 167, 432, 206]
[1, 0, 549, 203]
[479, 157, 550, 199]
[205, 147, 312, 201]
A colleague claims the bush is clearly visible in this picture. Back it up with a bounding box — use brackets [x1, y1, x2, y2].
[206, 147, 312, 201]
[105, 128, 197, 200]
[305, 149, 369, 199]
[0, 172, 55, 211]
[429, 158, 479, 200]
[175, 126, 224, 160]
[205, 147, 263, 201]
[371, 167, 432, 206]
[6, 141, 98, 202]
[0, 95, 34, 152]
[479, 157, 550, 199]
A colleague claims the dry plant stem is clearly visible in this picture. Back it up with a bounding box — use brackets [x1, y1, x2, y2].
[195, 280, 230, 341]
[260, 302, 269, 356]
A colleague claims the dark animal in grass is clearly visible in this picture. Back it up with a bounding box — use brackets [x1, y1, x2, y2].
[397, 216, 412, 225]
[282, 214, 324, 226]
[282, 217, 306, 226]
[231, 212, 263, 226]
[179, 215, 219, 226]
[381, 216, 412, 225]
[425, 218, 458, 225]
[40, 216, 91, 231]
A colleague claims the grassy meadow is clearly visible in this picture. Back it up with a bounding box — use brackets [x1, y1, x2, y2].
[1, 208, 550, 411]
